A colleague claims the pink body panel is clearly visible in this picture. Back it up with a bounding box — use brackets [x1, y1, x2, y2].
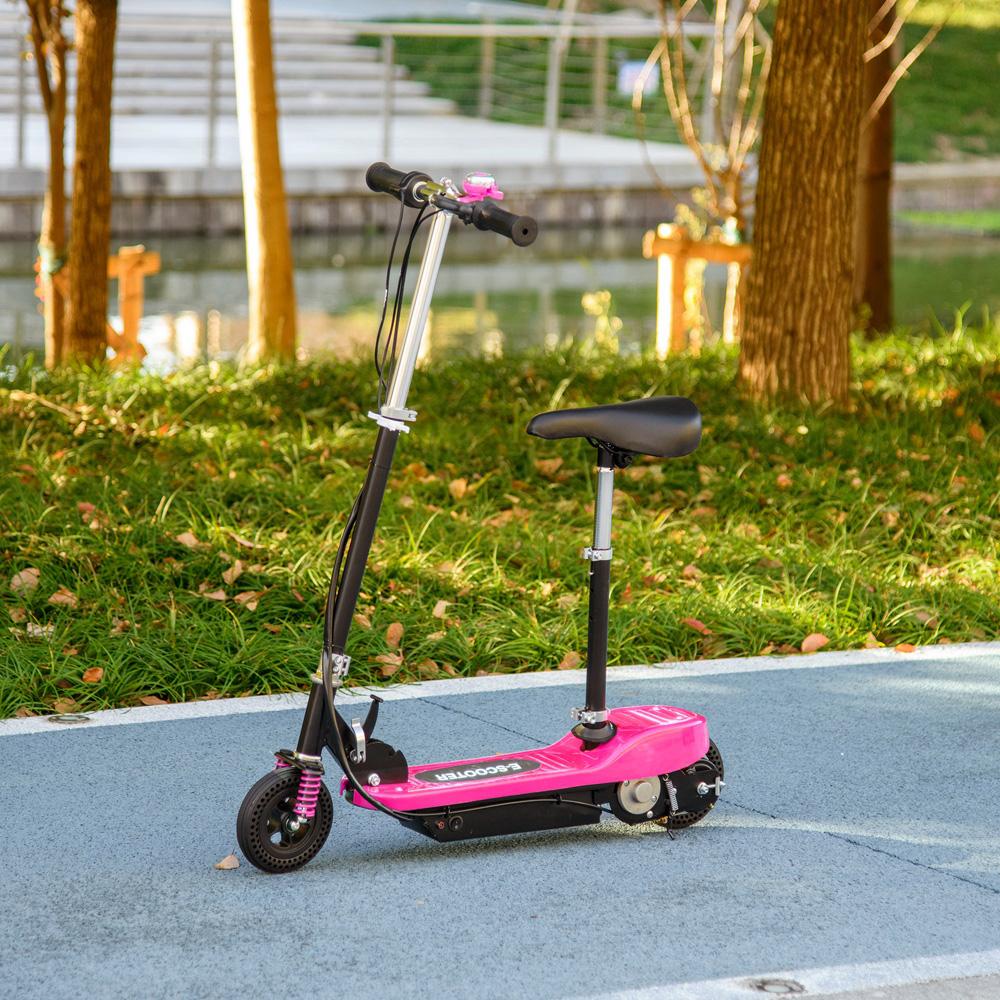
[341, 705, 708, 811]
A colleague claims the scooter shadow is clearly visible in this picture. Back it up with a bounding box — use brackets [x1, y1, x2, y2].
[304, 811, 700, 871]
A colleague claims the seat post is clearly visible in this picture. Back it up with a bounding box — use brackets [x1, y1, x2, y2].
[573, 445, 617, 746]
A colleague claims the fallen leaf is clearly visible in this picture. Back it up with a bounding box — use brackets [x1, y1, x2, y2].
[448, 478, 468, 501]
[26, 622, 54, 639]
[682, 564, 702, 580]
[77, 501, 96, 516]
[262, 623, 282, 634]
[228, 531, 257, 549]
[967, 421, 986, 444]
[52, 697, 79, 713]
[62, 646, 79, 656]
[385, 621, 404, 649]
[558, 651, 582, 670]
[353, 612, 372, 629]
[534, 457, 564, 479]
[48, 587, 78, 608]
[201, 590, 228, 602]
[222, 560, 244, 586]
[10, 567, 40, 595]
[863, 632, 882, 649]
[233, 590, 262, 611]
[415, 659, 439, 679]
[432, 600, 449, 619]
[110, 617, 133, 635]
[375, 651, 403, 678]
[775, 473, 793, 490]
[895, 642, 917, 653]
[681, 617, 712, 635]
[914, 610, 939, 628]
[213, 853, 240, 871]
[82, 667, 104, 683]
[618, 583, 634, 604]
[556, 594, 577, 611]
[139, 695, 169, 706]
[759, 643, 776, 655]
[801, 632, 830, 653]
[9, 607, 26, 623]
[14, 707, 35, 718]
[175, 532, 201, 549]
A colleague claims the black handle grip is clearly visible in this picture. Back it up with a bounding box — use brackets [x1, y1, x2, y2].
[469, 200, 538, 247]
[365, 162, 433, 208]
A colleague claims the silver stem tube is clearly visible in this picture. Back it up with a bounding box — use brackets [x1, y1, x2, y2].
[593, 465, 614, 550]
[384, 209, 453, 413]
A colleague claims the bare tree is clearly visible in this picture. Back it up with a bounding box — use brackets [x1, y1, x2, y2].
[649, 0, 772, 237]
[231, 0, 297, 362]
[65, 0, 117, 363]
[23, 1, 70, 367]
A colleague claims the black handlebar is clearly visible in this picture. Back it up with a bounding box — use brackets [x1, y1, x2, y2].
[365, 162, 433, 209]
[466, 200, 538, 247]
[364, 161, 538, 246]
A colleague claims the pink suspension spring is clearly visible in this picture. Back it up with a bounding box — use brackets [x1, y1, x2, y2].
[293, 770, 322, 820]
[274, 757, 290, 769]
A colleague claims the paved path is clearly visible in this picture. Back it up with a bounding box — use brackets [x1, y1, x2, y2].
[2, 643, 999, 999]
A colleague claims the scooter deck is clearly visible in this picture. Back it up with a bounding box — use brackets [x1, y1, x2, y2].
[342, 705, 708, 811]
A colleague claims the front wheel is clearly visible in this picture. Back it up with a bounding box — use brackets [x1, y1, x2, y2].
[236, 768, 333, 873]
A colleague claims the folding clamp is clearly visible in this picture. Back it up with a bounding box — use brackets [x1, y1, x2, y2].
[368, 410, 410, 433]
[570, 707, 610, 725]
[319, 650, 351, 683]
[349, 718, 367, 764]
[582, 547, 613, 562]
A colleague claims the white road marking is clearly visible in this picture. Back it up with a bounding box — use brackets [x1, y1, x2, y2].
[587, 947, 1000, 999]
[2, 640, 997, 738]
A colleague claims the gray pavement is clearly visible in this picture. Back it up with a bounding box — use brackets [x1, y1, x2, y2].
[2, 645, 999, 999]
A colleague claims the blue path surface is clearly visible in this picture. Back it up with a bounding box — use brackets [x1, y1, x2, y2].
[2, 649, 999, 999]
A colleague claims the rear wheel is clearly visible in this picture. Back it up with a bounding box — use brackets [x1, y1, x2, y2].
[236, 768, 333, 873]
[657, 740, 724, 830]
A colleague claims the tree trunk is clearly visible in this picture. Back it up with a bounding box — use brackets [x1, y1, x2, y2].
[41, 91, 68, 368]
[231, 0, 297, 362]
[65, 0, 117, 363]
[738, 1, 868, 406]
[854, 0, 894, 333]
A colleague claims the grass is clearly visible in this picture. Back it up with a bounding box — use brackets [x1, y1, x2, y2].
[1, 323, 999, 719]
[898, 210, 1000, 234]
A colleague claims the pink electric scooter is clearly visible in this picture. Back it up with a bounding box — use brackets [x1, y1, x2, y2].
[236, 163, 724, 873]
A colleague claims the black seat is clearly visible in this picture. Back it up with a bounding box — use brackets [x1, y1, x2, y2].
[526, 396, 701, 459]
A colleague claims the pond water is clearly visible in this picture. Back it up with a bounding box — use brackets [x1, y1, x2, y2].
[0, 227, 997, 367]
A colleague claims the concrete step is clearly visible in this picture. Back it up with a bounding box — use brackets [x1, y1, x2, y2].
[0, 94, 455, 116]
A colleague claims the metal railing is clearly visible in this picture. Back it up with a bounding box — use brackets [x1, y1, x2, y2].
[1, 13, 717, 169]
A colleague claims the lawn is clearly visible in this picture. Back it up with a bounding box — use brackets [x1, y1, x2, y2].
[1, 324, 998, 719]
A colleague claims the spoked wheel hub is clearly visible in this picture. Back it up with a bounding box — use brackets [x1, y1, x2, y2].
[236, 768, 333, 873]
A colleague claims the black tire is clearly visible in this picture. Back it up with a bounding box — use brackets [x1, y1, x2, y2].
[658, 740, 724, 830]
[236, 768, 333, 874]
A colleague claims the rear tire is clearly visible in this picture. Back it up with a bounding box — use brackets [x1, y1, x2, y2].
[657, 740, 724, 830]
[236, 768, 333, 874]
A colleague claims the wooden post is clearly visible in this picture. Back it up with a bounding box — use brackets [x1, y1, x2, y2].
[107, 244, 161, 362]
[643, 224, 752, 356]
